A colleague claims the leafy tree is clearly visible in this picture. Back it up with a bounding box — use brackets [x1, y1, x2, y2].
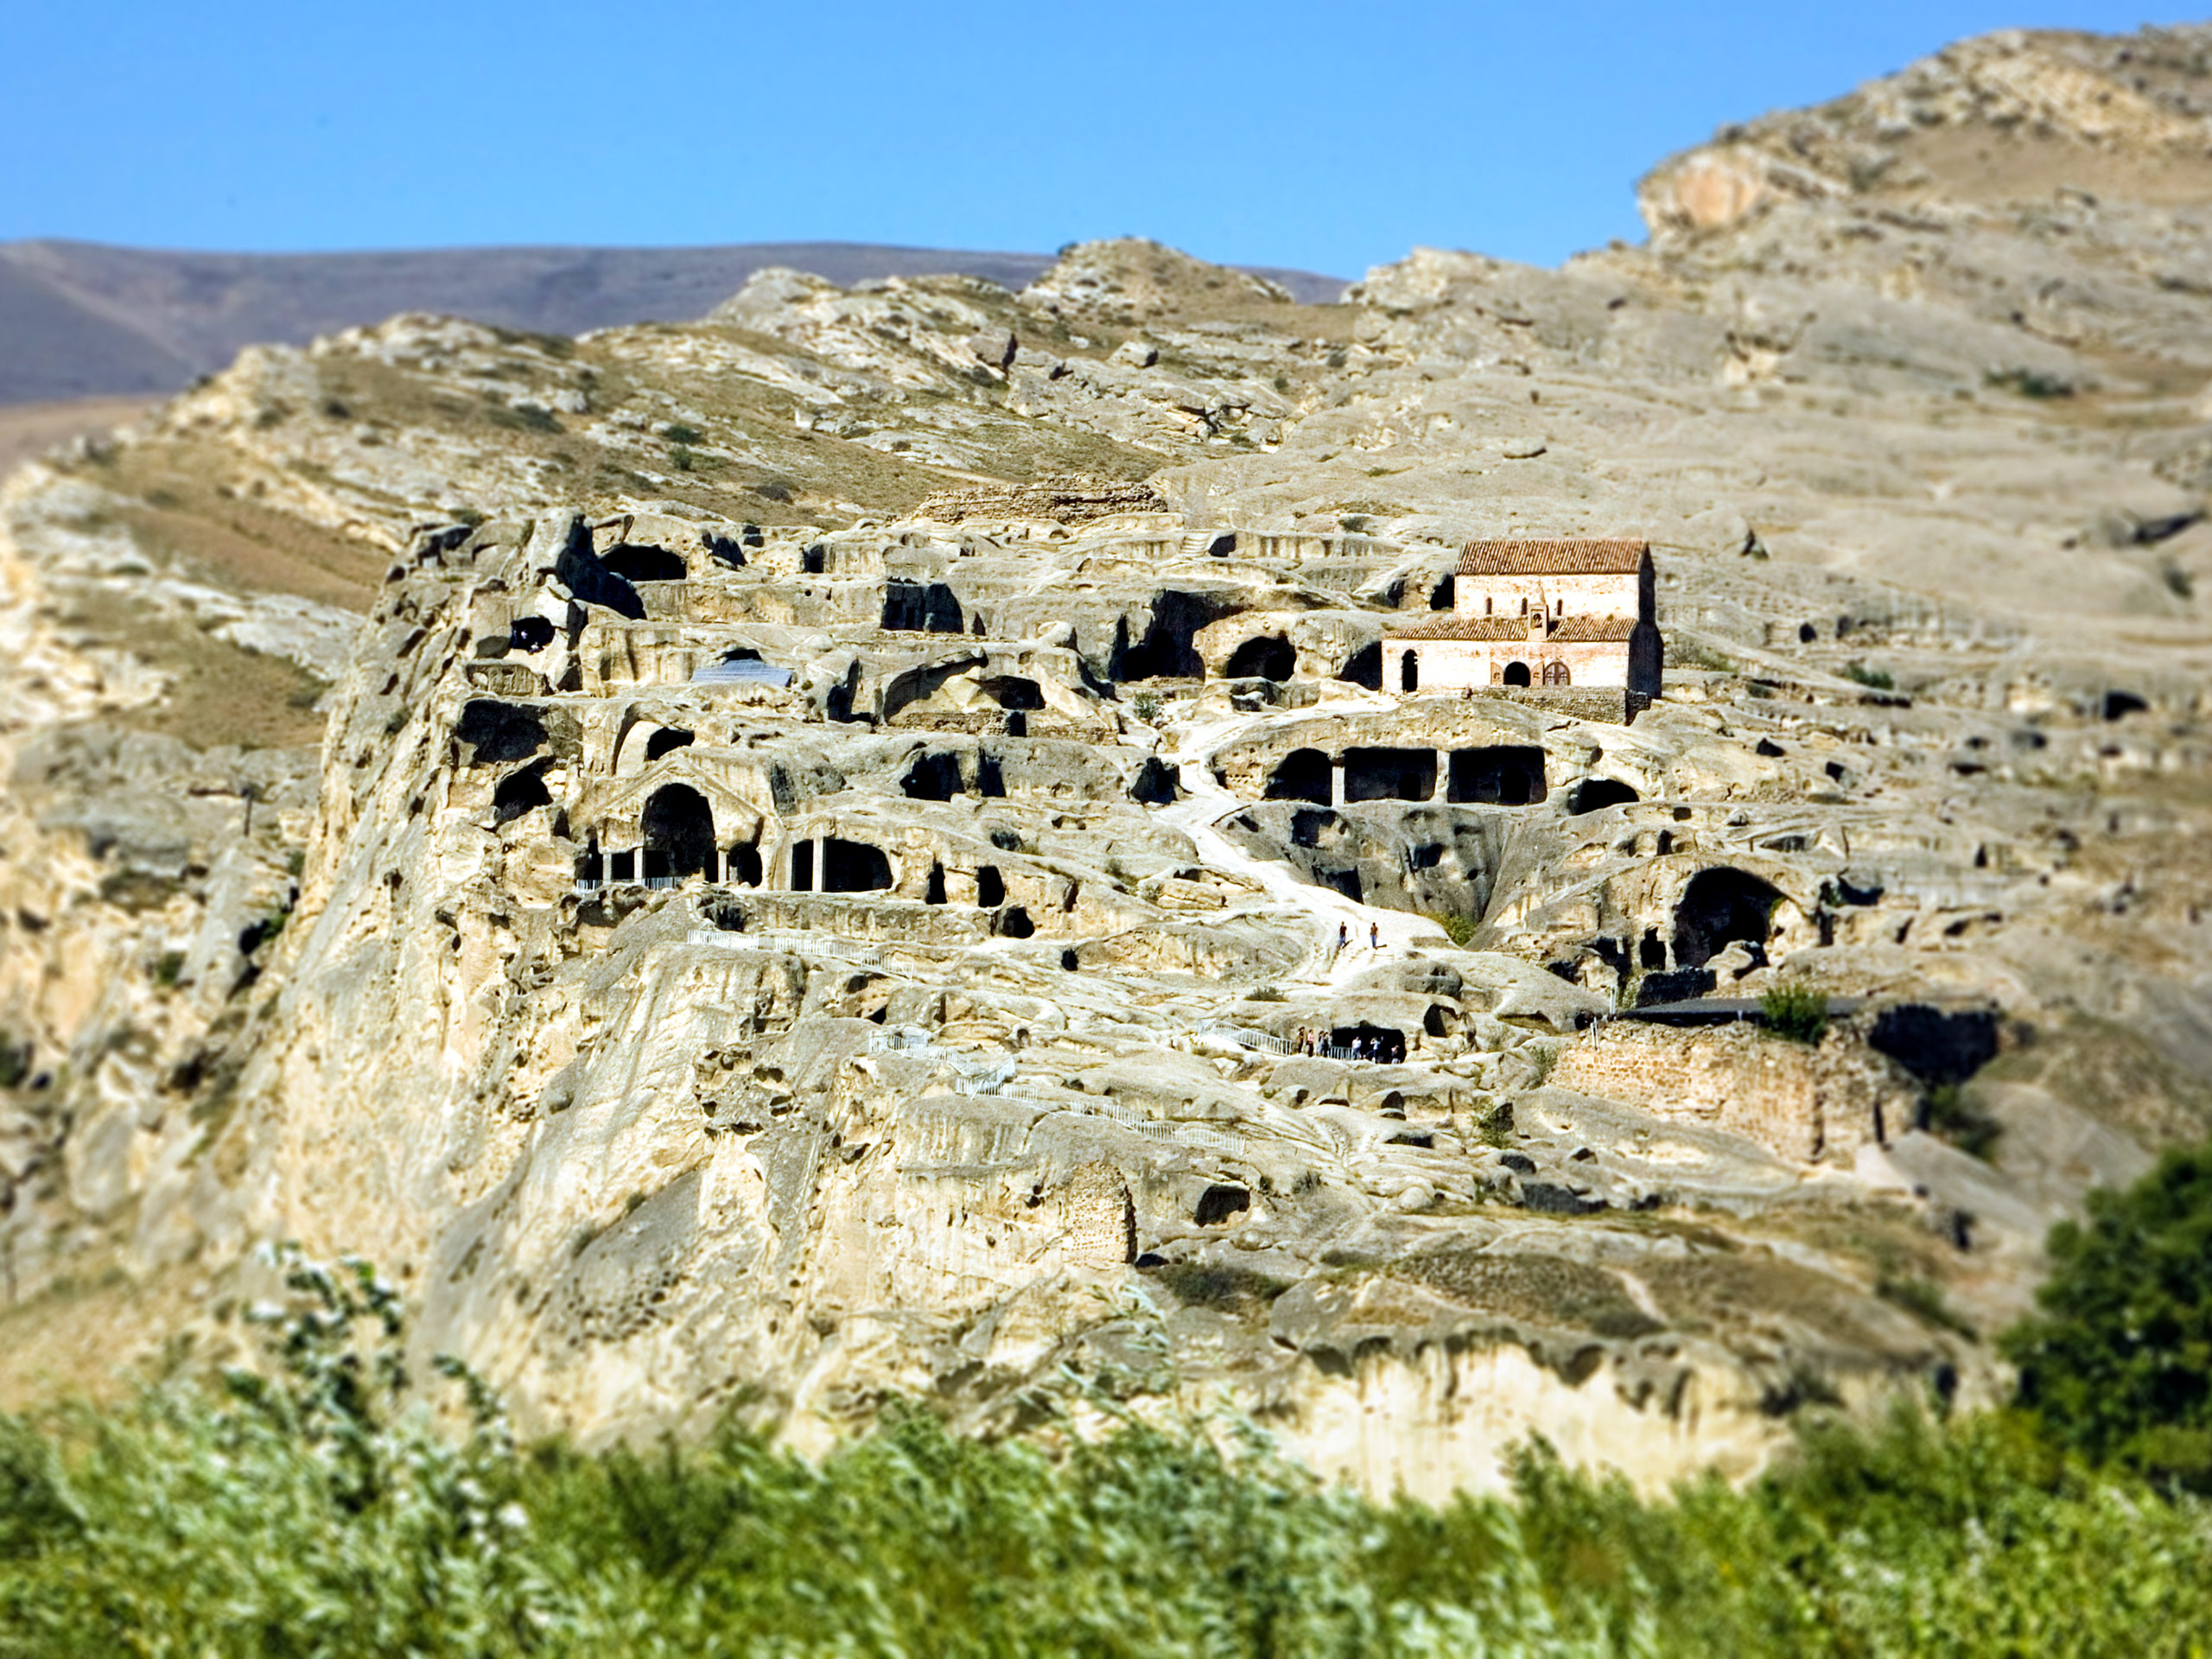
[2004, 1146, 2212, 1489]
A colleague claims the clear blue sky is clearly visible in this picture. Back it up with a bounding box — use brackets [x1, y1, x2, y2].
[0, 1, 2185, 276]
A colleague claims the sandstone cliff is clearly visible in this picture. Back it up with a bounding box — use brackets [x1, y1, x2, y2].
[2, 22, 2209, 1497]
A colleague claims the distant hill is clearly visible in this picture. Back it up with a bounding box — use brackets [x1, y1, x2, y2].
[0, 239, 1348, 404]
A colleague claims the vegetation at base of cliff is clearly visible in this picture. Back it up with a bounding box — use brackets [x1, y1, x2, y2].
[1760, 982, 1829, 1045]
[10, 1185, 2212, 1655]
[2003, 1144, 2212, 1491]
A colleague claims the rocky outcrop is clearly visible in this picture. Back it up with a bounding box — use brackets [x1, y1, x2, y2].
[3, 20, 2211, 1499]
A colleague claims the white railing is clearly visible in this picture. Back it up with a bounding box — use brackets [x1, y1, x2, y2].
[645, 875, 682, 891]
[866, 1030, 1017, 1095]
[1201, 1022, 1294, 1056]
[575, 878, 603, 893]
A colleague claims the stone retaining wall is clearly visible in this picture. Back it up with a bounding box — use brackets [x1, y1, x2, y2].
[1552, 1020, 1914, 1162]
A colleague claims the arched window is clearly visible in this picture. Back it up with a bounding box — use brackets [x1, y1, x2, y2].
[1543, 660, 1571, 686]
[1400, 650, 1420, 692]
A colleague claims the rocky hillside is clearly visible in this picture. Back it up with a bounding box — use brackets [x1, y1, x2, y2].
[1, 24, 2209, 1496]
[0, 239, 1348, 404]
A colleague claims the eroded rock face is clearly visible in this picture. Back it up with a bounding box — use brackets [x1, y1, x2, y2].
[3, 21, 2212, 1496]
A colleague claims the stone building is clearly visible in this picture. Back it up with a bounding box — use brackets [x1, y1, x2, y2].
[1385, 539, 1662, 696]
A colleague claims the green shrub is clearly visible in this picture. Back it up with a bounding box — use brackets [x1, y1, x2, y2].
[2004, 1146, 2212, 1490]
[1432, 913, 1478, 948]
[668, 445, 695, 473]
[10, 1249, 2212, 1651]
[1986, 367, 2075, 399]
[663, 423, 702, 444]
[1761, 983, 1829, 1045]
[1923, 1082, 2003, 1160]
[1844, 662, 1896, 690]
[1245, 986, 1286, 1002]
[1131, 690, 1163, 723]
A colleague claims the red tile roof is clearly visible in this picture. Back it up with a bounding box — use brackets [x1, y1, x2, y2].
[1391, 613, 1636, 642]
[1458, 538, 1648, 576]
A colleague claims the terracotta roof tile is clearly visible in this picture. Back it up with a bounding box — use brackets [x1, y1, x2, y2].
[1390, 613, 1636, 643]
[1458, 538, 1648, 576]
[1391, 615, 1530, 641]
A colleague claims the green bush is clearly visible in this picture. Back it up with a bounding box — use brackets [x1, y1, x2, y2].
[1843, 662, 1896, 690]
[1760, 983, 1829, 1045]
[2004, 1146, 2212, 1490]
[1923, 1082, 2003, 1160]
[1130, 690, 1163, 724]
[1432, 913, 1478, 948]
[10, 1247, 2212, 1652]
[663, 423, 702, 444]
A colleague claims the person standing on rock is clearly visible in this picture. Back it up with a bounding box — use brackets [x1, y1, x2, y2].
[1369, 921, 1381, 952]
[1336, 921, 1349, 960]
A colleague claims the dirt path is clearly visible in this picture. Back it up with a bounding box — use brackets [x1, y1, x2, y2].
[1157, 699, 1450, 991]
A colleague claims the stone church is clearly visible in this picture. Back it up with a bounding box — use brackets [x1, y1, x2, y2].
[1386, 539, 1662, 696]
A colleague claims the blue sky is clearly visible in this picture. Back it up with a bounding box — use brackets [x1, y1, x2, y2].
[0, 2, 2185, 276]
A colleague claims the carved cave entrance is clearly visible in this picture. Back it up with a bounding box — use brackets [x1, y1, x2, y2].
[1672, 868, 1785, 969]
[1447, 747, 1547, 805]
[1344, 747, 1436, 803]
[1266, 748, 1332, 805]
[642, 784, 717, 881]
[1224, 636, 1294, 682]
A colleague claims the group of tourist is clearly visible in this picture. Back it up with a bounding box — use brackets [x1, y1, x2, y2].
[1290, 1027, 1406, 1065]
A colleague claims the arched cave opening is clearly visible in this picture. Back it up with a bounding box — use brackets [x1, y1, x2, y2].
[1672, 868, 1785, 969]
[1329, 1023, 1406, 1061]
[642, 784, 717, 880]
[925, 862, 947, 905]
[1344, 747, 1436, 803]
[981, 676, 1045, 711]
[902, 751, 964, 800]
[456, 700, 547, 766]
[727, 843, 763, 887]
[1194, 1184, 1250, 1226]
[1128, 755, 1181, 805]
[976, 865, 1006, 907]
[493, 762, 551, 825]
[883, 580, 965, 632]
[1267, 747, 1333, 805]
[644, 728, 695, 763]
[1503, 660, 1532, 688]
[1336, 642, 1382, 690]
[1224, 636, 1294, 682]
[509, 615, 556, 653]
[823, 838, 893, 893]
[1111, 591, 1217, 680]
[2103, 690, 2148, 721]
[601, 543, 688, 582]
[1567, 777, 1639, 814]
[998, 906, 1035, 938]
[1448, 746, 1547, 805]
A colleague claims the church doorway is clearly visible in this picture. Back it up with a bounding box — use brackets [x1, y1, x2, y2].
[1503, 661, 1532, 687]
